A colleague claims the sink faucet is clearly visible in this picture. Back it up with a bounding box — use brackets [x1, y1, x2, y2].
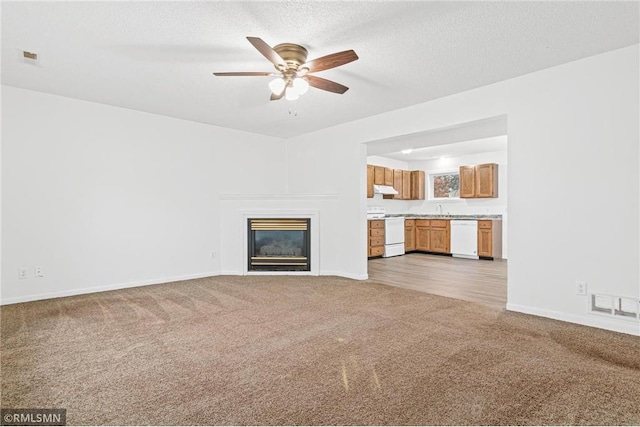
[436, 204, 443, 214]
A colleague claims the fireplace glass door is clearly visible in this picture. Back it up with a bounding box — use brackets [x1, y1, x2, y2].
[248, 218, 310, 271]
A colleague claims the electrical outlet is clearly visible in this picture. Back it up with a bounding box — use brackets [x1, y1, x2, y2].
[211, 251, 216, 259]
[576, 281, 587, 296]
[18, 268, 28, 279]
[35, 266, 44, 277]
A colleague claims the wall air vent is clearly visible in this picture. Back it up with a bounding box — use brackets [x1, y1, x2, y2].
[589, 293, 640, 322]
[23, 51, 38, 60]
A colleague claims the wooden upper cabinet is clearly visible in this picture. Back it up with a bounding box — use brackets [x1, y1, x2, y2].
[393, 169, 404, 199]
[373, 166, 385, 185]
[402, 170, 411, 199]
[384, 168, 394, 186]
[367, 166, 426, 201]
[459, 165, 476, 198]
[476, 163, 498, 198]
[460, 163, 498, 198]
[410, 170, 425, 200]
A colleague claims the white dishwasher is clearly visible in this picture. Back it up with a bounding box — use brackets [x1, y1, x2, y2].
[450, 220, 479, 259]
[383, 217, 405, 257]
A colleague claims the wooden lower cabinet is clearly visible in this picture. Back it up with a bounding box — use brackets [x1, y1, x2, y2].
[477, 220, 502, 259]
[415, 220, 430, 251]
[429, 219, 450, 254]
[368, 220, 385, 258]
[390, 217, 503, 260]
[404, 219, 416, 251]
[411, 219, 450, 254]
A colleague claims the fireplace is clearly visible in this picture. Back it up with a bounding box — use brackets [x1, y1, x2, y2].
[247, 218, 311, 271]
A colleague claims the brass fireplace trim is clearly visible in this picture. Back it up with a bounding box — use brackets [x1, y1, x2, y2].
[248, 218, 311, 271]
[251, 262, 308, 266]
[250, 219, 309, 231]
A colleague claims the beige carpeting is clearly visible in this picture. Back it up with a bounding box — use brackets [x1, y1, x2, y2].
[2, 276, 639, 426]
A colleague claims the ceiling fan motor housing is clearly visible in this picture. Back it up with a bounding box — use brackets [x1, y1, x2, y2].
[273, 43, 309, 72]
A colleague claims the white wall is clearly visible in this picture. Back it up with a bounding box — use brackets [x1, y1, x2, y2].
[217, 195, 365, 279]
[285, 129, 370, 279]
[287, 45, 639, 335]
[1, 86, 287, 303]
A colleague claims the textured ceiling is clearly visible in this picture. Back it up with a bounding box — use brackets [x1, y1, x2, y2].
[2, 1, 638, 139]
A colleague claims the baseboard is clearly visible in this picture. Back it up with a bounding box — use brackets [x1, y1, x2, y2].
[321, 271, 368, 280]
[506, 303, 640, 336]
[219, 270, 368, 280]
[0, 271, 220, 305]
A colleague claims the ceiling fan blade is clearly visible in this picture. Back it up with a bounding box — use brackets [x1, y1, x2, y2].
[302, 50, 358, 73]
[306, 75, 349, 94]
[246, 37, 285, 68]
[270, 88, 286, 101]
[213, 72, 275, 76]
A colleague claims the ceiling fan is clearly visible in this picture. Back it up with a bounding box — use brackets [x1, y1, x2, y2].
[213, 37, 359, 101]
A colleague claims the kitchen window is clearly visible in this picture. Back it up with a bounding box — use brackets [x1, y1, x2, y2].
[429, 171, 460, 199]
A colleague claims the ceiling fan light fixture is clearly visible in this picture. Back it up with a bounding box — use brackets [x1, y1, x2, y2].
[292, 77, 309, 95]
[268, 78, 286, 95]
[285, 87, 299, 101]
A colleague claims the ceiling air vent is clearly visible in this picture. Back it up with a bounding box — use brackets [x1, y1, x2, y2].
[23, 51, 38, 60]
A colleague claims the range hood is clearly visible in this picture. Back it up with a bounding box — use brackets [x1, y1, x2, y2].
[373, 185, 398, 195]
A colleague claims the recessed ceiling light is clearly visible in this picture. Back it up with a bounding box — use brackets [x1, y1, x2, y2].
[401, 149, 413, 155]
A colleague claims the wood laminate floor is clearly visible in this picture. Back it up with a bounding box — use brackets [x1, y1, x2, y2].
[367, 253, 507, 309]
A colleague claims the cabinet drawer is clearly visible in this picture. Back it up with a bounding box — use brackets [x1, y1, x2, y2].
[369, 246, 384, 257]
[405, 219, 415, 227]
[369, 220, 385, 229]
[430, 219, 449, 228]
[369, 236, 385, 247]
[478, 220, 492, 229]
[415, 219, 430, 227]
[370, 228, 385, 238]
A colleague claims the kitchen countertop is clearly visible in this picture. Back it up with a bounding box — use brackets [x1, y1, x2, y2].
[385, 214, 502, 220]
